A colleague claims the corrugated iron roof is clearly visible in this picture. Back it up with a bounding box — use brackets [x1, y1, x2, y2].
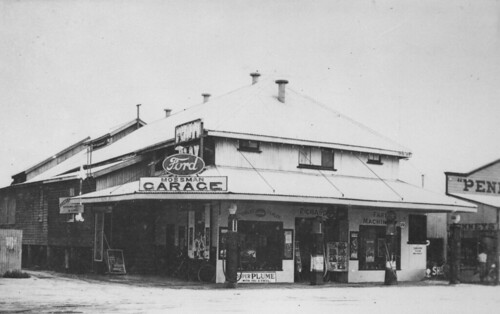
[81, 78, 412, 167]
[17, 77, 413, 184]
[74, 166, 475, 212]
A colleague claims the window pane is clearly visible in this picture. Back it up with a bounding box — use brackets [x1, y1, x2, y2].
[321, 150, 334, 168]
[299, 147, 311, 165]
[409, 215, 427, 244]
[359, 225, 400, 270]
[310, 147, 322, 165]
[238, 221, 283, 271]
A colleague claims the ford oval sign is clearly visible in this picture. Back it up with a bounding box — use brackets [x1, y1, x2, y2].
[162, 154, 205, 176]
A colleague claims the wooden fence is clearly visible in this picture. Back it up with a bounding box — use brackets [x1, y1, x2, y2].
[0, 229, 23, 275]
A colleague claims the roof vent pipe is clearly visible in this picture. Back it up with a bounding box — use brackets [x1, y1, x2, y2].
[202, 93, 211, 103]
[136, 104, 141, 129]
[164, 108, 172, 117]
[250, 72, 261, 85]
[275, 80, 289, 103]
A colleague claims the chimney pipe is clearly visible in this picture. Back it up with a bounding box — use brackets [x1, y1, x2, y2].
[202, 93, 211, 103]
[164, 108, 172, 117]
[250, 72, 261, 85]
[136, 104, 141, 129]
[275, 80, 289, 103]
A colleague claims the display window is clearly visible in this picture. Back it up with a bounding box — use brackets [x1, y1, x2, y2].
[238, 221, 283, 271]
[358, 225, 400, 270]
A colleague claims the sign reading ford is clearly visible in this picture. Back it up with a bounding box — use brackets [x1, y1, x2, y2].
[163, 153, 205, 176]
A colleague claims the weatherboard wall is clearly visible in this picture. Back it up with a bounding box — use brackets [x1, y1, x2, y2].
[214, 138, 399, 180]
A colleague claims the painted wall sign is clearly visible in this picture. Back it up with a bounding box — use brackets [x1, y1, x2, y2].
[361, 211, 395, 225]
[458, 177, 500, 194]
[412, 246, 424, 255]
[458, 223, 498, 231]
[299, 208, 328, 217]
[255, 209, 266, 217]
[59, 197, 84, 214]
[175, 119, 203, 143]
[162, 153, 205, 176]
[238, 272, 277, 283]
[239, 208, 281, 220]
[139, 176, 227, 192]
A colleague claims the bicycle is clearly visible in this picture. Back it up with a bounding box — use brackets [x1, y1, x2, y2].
[482, 263, 498, 284]
[197, 260, 216, 282]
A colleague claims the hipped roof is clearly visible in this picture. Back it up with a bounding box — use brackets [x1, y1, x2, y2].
[81, 78, 412, 163]
[17, 78, 412, 184]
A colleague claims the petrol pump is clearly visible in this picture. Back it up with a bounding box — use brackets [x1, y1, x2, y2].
[449, 213, 461, 285]
[310, 216, 324, 285]
[225, 203, 239, 288]
[384, 211, 397, 285]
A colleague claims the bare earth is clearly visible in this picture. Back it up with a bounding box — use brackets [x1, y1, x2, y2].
[1, 271, 499, 314]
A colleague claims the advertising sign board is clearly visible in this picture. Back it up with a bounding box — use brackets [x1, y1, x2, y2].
[59, 197, 84, 214]
[238, 272, 277, 283]
[175, 119, 203, 144]
[139, 176, 227, 192]
[162, 153, 205, 176]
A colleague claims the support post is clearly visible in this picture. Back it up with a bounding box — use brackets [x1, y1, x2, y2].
[449, 222, 461, 284]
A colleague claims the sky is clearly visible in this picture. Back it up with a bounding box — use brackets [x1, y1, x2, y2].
[1, 0, 499, 193]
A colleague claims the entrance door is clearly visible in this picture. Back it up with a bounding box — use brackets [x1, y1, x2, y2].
[295, 218, 314, 282]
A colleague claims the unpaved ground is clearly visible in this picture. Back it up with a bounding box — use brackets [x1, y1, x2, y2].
[1, 271, 499, 313]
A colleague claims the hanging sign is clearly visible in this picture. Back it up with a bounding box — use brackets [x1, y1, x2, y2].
[59, 197, 84, 214]
[163, 153, 205, 176]
[140, 176, 227, 192]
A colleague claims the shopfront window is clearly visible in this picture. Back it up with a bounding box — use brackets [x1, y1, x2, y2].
[238, 221, 283, 271]
[408, 214, 427, 244]
[359, 225, 400, 270]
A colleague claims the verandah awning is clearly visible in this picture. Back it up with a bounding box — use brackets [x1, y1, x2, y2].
[72, 166, 476, 213]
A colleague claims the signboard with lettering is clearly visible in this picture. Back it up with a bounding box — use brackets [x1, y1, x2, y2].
[59, 197, 84, 214]
[175, 119, 203, 144]
[140, 176, 227, 192]
[163, 153, 205, 176]
[238, 272, 277, 283]
[361, 211, 396, 225]
[447, 170, 500, 196]
[412, 245, 424, 255]
[106, 249, 126, 274]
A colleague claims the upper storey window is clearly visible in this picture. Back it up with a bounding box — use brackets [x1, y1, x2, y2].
[298, 147, 336, 170]
[238, 140, 261, 153]
[367, 153, 383, 165]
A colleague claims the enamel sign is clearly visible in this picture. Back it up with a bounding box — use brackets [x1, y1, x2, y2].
[162, 153, 205, 176]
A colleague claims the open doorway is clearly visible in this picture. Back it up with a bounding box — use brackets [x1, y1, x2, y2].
[294, 210, 348, 283]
